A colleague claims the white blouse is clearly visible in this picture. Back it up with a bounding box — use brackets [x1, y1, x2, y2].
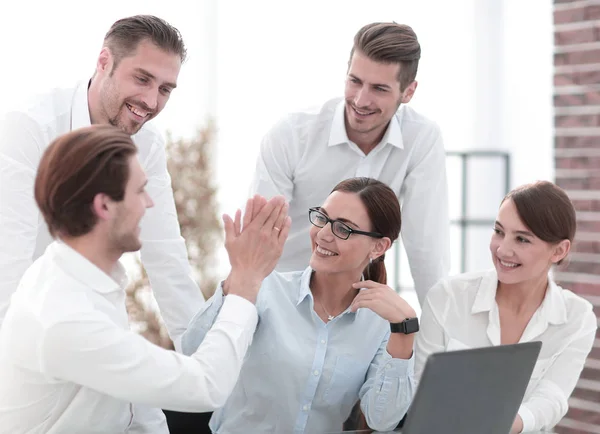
[415, 269, 597, 432]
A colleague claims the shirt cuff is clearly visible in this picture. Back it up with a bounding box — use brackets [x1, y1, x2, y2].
[517, 404, 535, 433]
[379, 350, 415, 378]
[217, 294, 258, 330]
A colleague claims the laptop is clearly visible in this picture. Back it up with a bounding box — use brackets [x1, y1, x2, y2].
[398, 341, 542, 434]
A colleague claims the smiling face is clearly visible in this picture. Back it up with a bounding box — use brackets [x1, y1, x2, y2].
[344, 50, 417, 146]
[309, 191, 388, 278]
[490, 199, 569, 286]
[93, 39, 181, 135]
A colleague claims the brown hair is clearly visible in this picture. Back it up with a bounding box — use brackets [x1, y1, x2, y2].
[502, 181, 576, 265]
[349, 22, 421, 91]
[331, 177, 401, 284]
[34, 125, 137, 238]
[104, 15, 187, 71]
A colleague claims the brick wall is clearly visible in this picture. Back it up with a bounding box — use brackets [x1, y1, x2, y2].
[553, 1, 600, 432]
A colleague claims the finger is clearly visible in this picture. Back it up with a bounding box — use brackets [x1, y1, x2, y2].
[352, 280, 380, 289]
[272, 202, 289, 237]
[252, 195, 267, 220]
[263, 196, 286, 230]
[233, 209, 242, 236]
[350, 299, 375, 313]
[277, 215, 292, 244]
[242, 197, 254, 230]
[223, 214, 235, 243]
[250, 195, 284, 229]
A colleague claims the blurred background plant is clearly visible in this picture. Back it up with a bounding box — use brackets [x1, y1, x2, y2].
[125, 121, 221, 349]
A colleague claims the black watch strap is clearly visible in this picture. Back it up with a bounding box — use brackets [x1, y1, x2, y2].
[390, 317, 419, 334]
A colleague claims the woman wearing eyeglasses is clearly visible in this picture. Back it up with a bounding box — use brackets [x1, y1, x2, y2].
[181, 177, 417, 434]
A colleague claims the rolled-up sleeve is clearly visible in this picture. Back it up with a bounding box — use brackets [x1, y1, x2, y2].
[359, 331, 416, 432]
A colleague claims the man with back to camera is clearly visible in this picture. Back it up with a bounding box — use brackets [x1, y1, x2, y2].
[0, 125, 291, 434]
[250, 22, 450, 305]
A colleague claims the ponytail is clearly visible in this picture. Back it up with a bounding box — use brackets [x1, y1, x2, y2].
[363, 254, 387, 284]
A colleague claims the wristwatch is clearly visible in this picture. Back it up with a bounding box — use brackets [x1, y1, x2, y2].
[390, 317, 419, 334]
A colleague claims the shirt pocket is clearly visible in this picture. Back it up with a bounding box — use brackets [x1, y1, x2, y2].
[323, 355, 367, 406]
[445, 338, 472, 352]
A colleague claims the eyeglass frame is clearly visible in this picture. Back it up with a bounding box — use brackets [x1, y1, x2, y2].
[308, 207, 384, 240]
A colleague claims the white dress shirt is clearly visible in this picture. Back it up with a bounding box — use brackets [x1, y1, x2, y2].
[414, 269, 597, 433]
[0, 80, 204, 350]
[0, 241, 258, 434]
[250, 98, 450, 304]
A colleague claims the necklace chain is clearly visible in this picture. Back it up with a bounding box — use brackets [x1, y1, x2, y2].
[317, 298, 335, 322]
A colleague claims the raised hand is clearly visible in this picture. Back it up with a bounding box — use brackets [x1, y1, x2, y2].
[222, 195, 291, 303]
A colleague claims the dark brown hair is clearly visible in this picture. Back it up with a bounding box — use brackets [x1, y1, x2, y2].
[502, 181, 576, 265]
[349, 22, 421, 91]
[331, 177, 401, 284]
[104, 14, 187, 71]
[34, 125, 137, 238]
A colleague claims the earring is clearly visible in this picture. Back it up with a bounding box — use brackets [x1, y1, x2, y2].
[369, 257, 373, 265]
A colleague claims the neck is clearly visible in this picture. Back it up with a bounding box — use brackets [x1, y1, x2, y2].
[345, 119, 389, 155]
[310, 270, 362, 314]
[495, 272, 549, 315]
[61, 233, 122, 276]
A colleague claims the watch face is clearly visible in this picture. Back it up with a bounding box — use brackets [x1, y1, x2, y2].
[405, 318, 419, 334]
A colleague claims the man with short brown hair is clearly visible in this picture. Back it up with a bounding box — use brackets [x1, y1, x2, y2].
[0, 125, 290, 434]
[0, 14, 201, 350]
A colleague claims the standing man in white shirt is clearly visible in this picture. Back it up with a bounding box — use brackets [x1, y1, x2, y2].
[0, 125, 291, 434]
[251, 22, 450, 304]
[0, 15, 200, 351]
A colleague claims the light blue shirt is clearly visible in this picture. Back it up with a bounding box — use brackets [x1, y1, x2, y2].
[182, 267, 415, 434]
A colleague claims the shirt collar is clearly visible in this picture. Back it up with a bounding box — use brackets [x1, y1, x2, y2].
[471, 269, 568, 325]
[50, 240, 128, 294]
[327, 99, 404, 150]
[71, 79, 93, 131]
[296, 267, 365, 321]
[296, 267, 314, 306]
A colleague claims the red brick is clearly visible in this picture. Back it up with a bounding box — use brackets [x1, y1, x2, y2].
[588, 5, 600, 20]
[556, 136, 600, 148]
[587, 89, 600, 104]
[556, 156, 600, 169]
[554, 93, 586, 106]
[555, 114, 600, 128]
[570, 238, 600, 253]
[578, 219, 600, 232]
[555, 70, 600, 86]
[558, 178, 600, 190]
[564, 261, 600, 275]
[561, 49, 600, 65]
[554, 7, 585, 24]
[555, 27, 597, 45]
[564, 282, 600, 295]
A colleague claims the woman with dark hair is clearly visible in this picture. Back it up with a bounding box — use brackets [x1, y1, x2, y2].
[415, 181, 597, 433]
[182, 177, 418, 433]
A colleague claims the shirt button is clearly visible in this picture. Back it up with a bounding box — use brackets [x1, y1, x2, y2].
[303, 404, 309, 411]
[313, 370, 319, 376]
[386, 364, 392, 369]
[320, 339, 326, 344]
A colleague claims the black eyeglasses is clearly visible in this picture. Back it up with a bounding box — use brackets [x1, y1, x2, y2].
[308, 207, 384, 240]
